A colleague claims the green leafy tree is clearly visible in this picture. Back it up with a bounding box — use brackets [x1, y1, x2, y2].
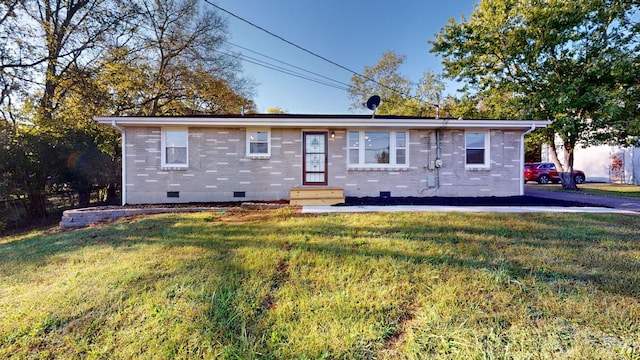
[0, 0, 135, 217]
[431, 0, 640, 189]
[1, 0, 256, 220]
[95, 0, 254, 116]
[348, 51, 412, 115]
[267, 107, 288, 114]
[349, 51, 447, 117]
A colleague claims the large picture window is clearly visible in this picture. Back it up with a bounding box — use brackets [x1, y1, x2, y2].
[348, 130, 408, 168]
[465, 131, 490, 168]
[246, 129, 270, 157]
[162, 128, 188, 167]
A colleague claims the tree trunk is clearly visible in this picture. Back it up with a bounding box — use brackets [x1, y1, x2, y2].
[560, 172, 578, 190]
[26, 193, 48, 219]
[78, 189, 91, 207]
[106, 182, 119, 205]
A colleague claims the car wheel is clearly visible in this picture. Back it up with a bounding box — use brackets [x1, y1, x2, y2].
[575, 174, 585, 184]
[538, 174, 550, 184]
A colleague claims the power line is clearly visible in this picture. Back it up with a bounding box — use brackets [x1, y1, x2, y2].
[225, 41, 351, 89]
[204, 0, 439, 114]
[205, 2, 406, 95]
[205, 1, 365, 80]
[216, 49, 349, 91]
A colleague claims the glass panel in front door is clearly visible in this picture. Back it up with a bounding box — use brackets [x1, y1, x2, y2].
[303, 133, 327, 185]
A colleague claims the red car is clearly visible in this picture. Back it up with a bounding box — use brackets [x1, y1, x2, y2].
[524, 162, 586, 184]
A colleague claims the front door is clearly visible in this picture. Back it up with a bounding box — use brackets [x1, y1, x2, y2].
[303, 132, 328, 185]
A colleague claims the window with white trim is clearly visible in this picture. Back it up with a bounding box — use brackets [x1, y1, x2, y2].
[465, 131, 490, 168]
[348, 130, 408, 168]
[246, 129, 270, 157]
[161, 128, 188, 167]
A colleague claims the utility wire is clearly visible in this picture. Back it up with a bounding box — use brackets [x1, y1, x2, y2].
[216, 49, 349, 91]
[204, 0, 439, 114]
[205, 1, 366, 81]
[225, 41, 351, 89]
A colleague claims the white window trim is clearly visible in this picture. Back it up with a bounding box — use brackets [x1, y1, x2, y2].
[465, 130, 490, 169]
[246, 129, 271, 158]
[161, 127, 188, 168]
[347, 130, 409, 169]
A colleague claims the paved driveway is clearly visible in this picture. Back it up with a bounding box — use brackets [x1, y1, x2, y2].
[303, 186, 640, 214]
[524, 186, 640, 213]
[301, 204, 637, 214]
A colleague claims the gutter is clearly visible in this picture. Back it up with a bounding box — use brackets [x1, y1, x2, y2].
[94, 116, 551, 130]
[111, 120, 127, 206]
[520, 123, 538, 196]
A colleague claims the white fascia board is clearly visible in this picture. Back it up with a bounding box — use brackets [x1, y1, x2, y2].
[94, 116, 551, 130]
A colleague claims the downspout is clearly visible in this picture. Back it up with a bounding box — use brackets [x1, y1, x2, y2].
[520, 124, 537, 195]
[112, 120, 127, 206]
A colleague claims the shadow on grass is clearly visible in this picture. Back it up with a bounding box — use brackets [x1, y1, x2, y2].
[2, 211, 639, 299]
[2, 211, 640, 357]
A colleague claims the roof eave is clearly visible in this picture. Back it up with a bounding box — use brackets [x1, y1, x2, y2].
[95, 116, 551, 130]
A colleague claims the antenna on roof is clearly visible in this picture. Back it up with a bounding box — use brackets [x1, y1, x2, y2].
[363, 95, 381, 119]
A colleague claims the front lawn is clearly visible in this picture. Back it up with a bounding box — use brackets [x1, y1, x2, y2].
[1, 209, 639, 359]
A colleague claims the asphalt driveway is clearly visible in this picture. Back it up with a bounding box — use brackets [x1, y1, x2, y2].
[303, 185, 640, 214]
[524, 185, 640, 212]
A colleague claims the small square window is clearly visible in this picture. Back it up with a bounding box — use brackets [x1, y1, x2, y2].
[465, 131, 490, 168]
[162, 128, 188, 167]
[247, 129, 270, 157]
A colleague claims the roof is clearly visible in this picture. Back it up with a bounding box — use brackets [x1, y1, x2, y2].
[95, 114, 551, 130]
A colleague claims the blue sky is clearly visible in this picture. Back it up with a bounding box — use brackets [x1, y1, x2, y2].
[211, 1, 478, 114]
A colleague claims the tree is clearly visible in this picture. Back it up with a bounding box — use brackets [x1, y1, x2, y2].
[348, 51, 412, 115]
[0, 0, 28, 123]
[267, 107, 288, 114]
[94, 0, 254, 116]
[1, 0, 256, 220]
[16, 0, 135, 128]
[348, 51, 448, 117]
[0, 0, 135, 217]
[431, 0, 640, 189]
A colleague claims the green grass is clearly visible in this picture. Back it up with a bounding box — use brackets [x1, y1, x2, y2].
[1, 209, 639, 359]
[541, 183, 640, 198]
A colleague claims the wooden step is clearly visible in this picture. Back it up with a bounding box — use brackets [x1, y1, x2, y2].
[289, 188, 345, 206]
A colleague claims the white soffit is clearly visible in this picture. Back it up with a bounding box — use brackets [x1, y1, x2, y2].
[95, 116, 551, 130]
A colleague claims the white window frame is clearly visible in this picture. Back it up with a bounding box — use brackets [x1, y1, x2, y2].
[246, 129, 271, 158]
[161, 127, 188, 168]
[347, 130, 409, 169]
[465, 130, 490, 169]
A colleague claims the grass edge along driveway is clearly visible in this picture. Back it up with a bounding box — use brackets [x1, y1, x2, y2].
[1, 209, 639, 359]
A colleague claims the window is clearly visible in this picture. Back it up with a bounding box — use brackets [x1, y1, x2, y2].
[348, 130, 408, 168]
[465, 131, 490, 168]
[246, 129, 270, 157]
[162, 128, 188, 167]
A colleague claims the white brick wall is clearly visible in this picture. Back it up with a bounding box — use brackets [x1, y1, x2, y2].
[124, 127, 523, 204]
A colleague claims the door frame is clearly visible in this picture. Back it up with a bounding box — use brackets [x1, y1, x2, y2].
[302, 131, 328, 185]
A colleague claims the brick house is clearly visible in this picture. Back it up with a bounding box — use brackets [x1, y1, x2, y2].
[95, 114, 549, 205]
